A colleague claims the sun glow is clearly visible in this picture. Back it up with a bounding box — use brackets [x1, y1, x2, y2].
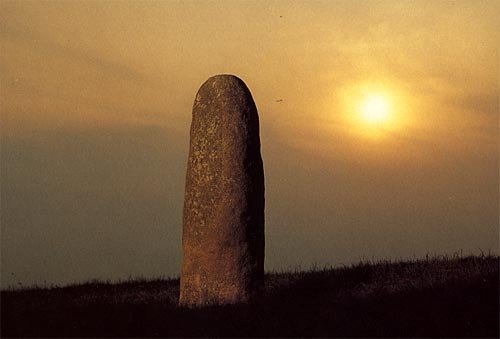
[360, 94, 391, 124]
[328, 81, 412, 140]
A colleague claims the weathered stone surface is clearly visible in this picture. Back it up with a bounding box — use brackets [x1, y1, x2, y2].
[179, 75, 265, 307]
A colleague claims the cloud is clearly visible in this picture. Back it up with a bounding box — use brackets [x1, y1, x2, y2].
[0, 21, 176, 134]
[0, 23, 151, 85]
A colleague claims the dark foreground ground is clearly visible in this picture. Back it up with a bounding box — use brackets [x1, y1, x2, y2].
[2, 255, 499, 338]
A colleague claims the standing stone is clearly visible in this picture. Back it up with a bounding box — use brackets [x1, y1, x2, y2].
[179, 74, 265, 307]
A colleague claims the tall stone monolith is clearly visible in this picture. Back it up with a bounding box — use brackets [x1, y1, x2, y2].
[179, 74, 265, 307]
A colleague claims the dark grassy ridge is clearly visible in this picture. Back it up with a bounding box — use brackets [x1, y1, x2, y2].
[2, 255, 498, 337]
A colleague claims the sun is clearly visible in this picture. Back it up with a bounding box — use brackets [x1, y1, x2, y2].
[360, 94, 391, 124]
[331, 81, 409, 139]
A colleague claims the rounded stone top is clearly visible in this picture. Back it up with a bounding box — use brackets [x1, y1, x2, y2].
[205, 74, 245, 86]
[200, 74, 247, 94]
[194, 74, 255, 112]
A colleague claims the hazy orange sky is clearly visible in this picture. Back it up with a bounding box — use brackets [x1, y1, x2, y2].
[1, 0, 498, 287]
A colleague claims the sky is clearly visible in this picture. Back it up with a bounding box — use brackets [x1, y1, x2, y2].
[1, 0, 498, 287]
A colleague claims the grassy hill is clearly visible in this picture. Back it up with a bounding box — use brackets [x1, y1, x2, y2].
[2, 254, 498, 337]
